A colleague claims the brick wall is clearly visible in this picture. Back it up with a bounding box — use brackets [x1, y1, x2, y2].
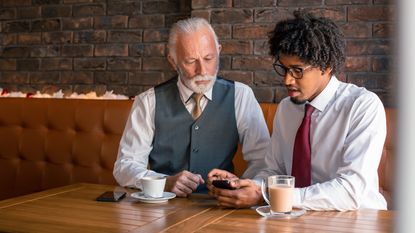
[0, 0, 394, 106]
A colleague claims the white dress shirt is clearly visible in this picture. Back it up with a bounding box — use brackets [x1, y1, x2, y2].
[114, 78, 270, 189]
[256, 76, 387, 211]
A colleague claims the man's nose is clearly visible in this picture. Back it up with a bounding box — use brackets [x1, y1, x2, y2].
[283, 72, 295, 85]
[196, 60, 207, 75]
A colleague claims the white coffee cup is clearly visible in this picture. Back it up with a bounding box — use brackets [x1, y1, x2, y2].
[261, 175, 295, 214]
[141, 176, 166, 198]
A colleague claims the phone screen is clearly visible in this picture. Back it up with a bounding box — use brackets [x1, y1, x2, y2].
[212, 180, 236, 190]
[96, 191, 126, 202]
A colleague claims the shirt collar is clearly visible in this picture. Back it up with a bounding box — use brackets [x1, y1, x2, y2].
[176, 75, 213, 102]
[309, 75, 339, 112]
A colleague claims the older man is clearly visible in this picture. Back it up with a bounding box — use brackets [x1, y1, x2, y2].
[207, 11, 387, 211]
[113, 17, 270, 197]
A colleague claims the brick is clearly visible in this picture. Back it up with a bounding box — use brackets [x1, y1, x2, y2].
[128, 71, 166, 85]
[278, 0, 321, 6]
[30, 46, 60, 57]
[232, 56, 273, 70]
[94, 44, 128, 57]
[3, 0, 31, 7]
[0, 34, 16, 46]
[165, 14, 192, 28]
[107, 57, 141, 70]
[33, 0, 60, 4]
[233, 24, 273, 39]
[274, 86, 287, 103]
[74, 58, 106, 70]
[211, 9, 253, 24]
[346, 40, 391, 55]
[348, 73, 389, 90]
[254, 70, 281, 86]
[255, 8, 292, 23]
[142, 57, 172, 71]
[0, 8, 16, 20]
[40, 58, 72, 71]
[234, 0, 275, 7]
[108, 30, 142, 43]
[73, 4, 105, 17]
[344, 56, 370, 72]
[219, 56, 231, 70]
[306, 7, 347, 22]
[192, 0, 232, 9]
[73, 30, 106, 43]
[254, 40, 269, 55]
[1, 46, 30, 57]
[221, 40, 252, 55]
[41, 5, 71, 18]
[143, 29, 169, 42]
[17, 59, 40, 71]
[191, 10, 210, 22]
[326, 0, 370, 4]
[94, 16, 128, 29]
[126, 85, 153, 97]
[32, 19, 61, 31]
[252, 86, 274, 102]
[73, 84, 107, 95]
[340, 22, 371, 38]
[63, 18, 93, 30]
[371, 56, 390, 72]
[143, 43, 166, 57]
[3, 21, 30, 33]
[374, 0, 389, 4]
[63, 0, 93, 3]
[95, 71, 127, 84]
[61, 71, 93, 84]
[219, 70, 253, 85]
[108, 1, 141, 16]
[107, 85, 129, 95]
[42, 32, 72, 44]
[1, 72, 29, 84]
[212, 24, 231, 39]
[18, 33, 42, 45]
[61, 45, 93, 57]
[129, 15, 165, 29]
[18, 7, 41, 18]
[143, 1, 181, 14]
[0, 59, 16, 70]
[129, 44, 144, 57]
[348, 6, 394, 21]
[30, 71, 60, 84]
[373, 23, 393, 38]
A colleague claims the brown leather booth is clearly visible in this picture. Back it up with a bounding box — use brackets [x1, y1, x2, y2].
[0, 98, 395, 209]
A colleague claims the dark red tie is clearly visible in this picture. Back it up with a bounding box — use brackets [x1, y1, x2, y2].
[292, 104, 315, 188]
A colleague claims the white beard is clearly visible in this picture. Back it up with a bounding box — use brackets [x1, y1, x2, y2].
[177, 66, 217, 94]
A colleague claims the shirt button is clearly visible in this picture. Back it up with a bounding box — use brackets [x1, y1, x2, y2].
[195, 125, 199, 130]
[192, 148, 199, 153]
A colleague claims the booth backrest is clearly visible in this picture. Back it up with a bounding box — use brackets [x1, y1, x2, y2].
[0, 98, 394, 209]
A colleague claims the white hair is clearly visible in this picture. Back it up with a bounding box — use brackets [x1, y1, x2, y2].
[168, 17, 220, 62]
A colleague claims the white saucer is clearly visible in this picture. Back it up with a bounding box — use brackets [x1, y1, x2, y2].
[130, 192, 176, 203]
[255, 205, 306, 219]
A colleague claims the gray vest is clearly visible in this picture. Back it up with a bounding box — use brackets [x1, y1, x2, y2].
[150, 77, 239, 192]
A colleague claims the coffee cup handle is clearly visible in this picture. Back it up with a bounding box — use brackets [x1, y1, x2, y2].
[261, 178, 270, 205]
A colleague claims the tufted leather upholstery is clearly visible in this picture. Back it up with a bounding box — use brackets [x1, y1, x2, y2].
[0, 98, 394, 209]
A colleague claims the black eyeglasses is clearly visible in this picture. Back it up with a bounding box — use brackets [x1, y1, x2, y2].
[273, 62, 313, 79]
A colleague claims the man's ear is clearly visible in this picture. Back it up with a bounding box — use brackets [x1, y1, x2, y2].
[321, 67, 332, 75]
[167, 54, 177, 71]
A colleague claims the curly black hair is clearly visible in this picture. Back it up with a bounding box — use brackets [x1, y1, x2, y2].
[269, 10, 345, 75]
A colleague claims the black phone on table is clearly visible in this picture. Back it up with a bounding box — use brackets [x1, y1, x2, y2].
[96, 191, 126, 202]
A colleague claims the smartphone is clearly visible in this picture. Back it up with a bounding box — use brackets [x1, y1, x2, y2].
[96, 191, 126, 202]
[212, 180, 236, 190]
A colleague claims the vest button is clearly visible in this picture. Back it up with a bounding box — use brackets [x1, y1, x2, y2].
[192, 148, 199, 153]
[195, 125, 199, 130]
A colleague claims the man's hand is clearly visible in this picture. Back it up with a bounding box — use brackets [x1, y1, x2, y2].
[165, 170, 204, 197]
[207, 169, 263, 208]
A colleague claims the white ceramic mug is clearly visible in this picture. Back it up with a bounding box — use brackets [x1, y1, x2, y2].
[141, 176, 166, 198]
[261, 175, 295, 214]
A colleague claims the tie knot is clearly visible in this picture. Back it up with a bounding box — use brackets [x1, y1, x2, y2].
[192, 93, 203, 103]
[305, 104, 315, 117]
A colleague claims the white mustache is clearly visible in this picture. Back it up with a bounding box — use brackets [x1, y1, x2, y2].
[193, 75, 215, 82]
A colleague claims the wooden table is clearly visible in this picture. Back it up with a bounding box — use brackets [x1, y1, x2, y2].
[0, 183, 394, 233]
